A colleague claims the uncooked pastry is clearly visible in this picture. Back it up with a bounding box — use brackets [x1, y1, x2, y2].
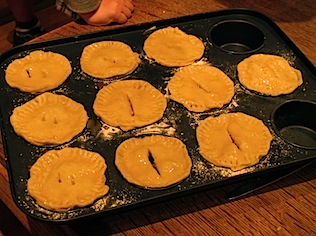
[168, 64, 234, 112]
[93, 80, 167, 131]
[5, 50, 71, 93]
[115, 135, 192, 188]
[196, 112, 272, 171]
[27, 147, 109, 211]
[237, 54, 303, 96]
[80, 41, 141, 79]
[143, 27, 205, 67]
[10, 92, 88, 146]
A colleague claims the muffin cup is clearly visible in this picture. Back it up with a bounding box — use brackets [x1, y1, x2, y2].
[272, 100, 316, 149]
[210, 20, 265, 54]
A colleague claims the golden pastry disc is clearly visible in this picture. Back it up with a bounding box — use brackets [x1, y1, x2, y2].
[5, 50, 71, 93]
[10, 92, 88, 146]
[27, 147, 109, 211]
[93, 80, 167, 131]
[237, 54, 303, 96]
[168, 64, 234, 112]
[115, 135, 192, 188]
[80, 41, 141, 79]
[143, 27, 205, 67]
[196, 112, 272, 171]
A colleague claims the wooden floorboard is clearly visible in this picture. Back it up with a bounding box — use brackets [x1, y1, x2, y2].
[0, 199, 30, 236]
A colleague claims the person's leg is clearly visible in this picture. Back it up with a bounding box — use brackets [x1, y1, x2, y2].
[7, 0, 35, 22]
[7, 0, 45, 46]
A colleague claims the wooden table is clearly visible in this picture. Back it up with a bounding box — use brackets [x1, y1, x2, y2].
[1, 0, 316, 235]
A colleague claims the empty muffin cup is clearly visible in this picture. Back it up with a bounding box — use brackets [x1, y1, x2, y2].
[210, 20, 265, 54]
[272, 100, 316, 149]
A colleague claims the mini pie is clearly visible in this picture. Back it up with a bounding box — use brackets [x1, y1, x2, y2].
[27, 147, 109, 211]
[5, 50, 71, 93]
[143, 26, 205, 67]
[237, 54, 303, 96]
[80, 41, 141, 79]
[196, 112, 272, 171]
[168, 64, 235, 112]
[115, 135, 192, 188]
[93, 80, 167, 131]
[10, 92, 88, 146]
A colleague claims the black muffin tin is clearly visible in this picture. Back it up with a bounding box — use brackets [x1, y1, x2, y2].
[0, 9, 315, 222]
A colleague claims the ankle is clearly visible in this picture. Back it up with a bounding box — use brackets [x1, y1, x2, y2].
[13, 18, 46, 46]
[15, 17, 40, 30]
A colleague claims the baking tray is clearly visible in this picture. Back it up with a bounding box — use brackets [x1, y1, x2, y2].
[0, 9, 316, 222]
